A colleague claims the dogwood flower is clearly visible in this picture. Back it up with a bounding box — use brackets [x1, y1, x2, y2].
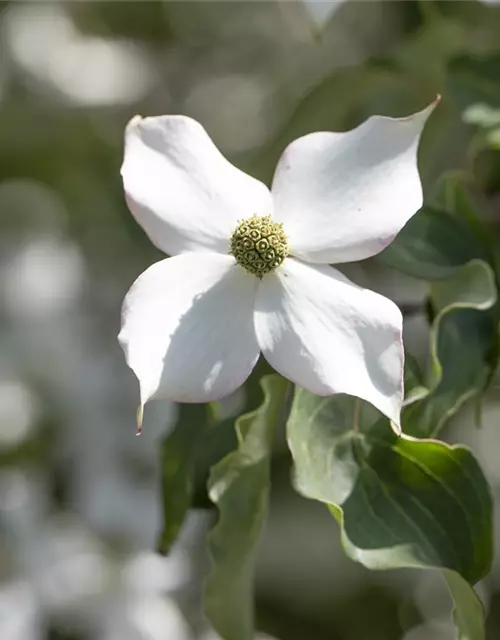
[119, 99, 438, 431]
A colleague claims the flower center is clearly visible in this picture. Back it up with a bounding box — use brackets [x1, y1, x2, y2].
[230, 214, 289, 278]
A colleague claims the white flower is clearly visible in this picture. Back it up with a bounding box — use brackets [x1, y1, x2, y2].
[119, 100, 438, 430]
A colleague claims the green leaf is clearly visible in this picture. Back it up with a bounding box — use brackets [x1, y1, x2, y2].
[157, 360, 275, 552]
[192, 358, 275, 510]
[378, 174, 498, 436]
[444, 570, 486, 640]
[205, 375, 290, 640]
[287, 391, 493, 640]
[403, 260, 497, 437]
[403, 352, 429, 407]
[432, 171, 499, 272]
[378, 170, 495, 280]
[377, 206, 486, 280]
[433, 170, 481, 220]
[157, 403, 209, 554]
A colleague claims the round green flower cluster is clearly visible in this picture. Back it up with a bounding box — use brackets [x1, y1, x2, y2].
[230, 214, 289, 278]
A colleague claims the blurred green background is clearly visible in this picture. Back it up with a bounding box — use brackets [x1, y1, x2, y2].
[1, 1, 500, 639]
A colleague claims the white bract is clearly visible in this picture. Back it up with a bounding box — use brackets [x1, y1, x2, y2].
[119, 100, 438, 430]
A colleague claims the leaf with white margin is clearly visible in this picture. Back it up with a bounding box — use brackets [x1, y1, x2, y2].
[205, 375, 290, 640]
[157, 359, 274, 553]
[287, 391, 493, 640]
[444, 570, 486, 640]
[402, 260, 497, 437]
[378, 173, 498, 436]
